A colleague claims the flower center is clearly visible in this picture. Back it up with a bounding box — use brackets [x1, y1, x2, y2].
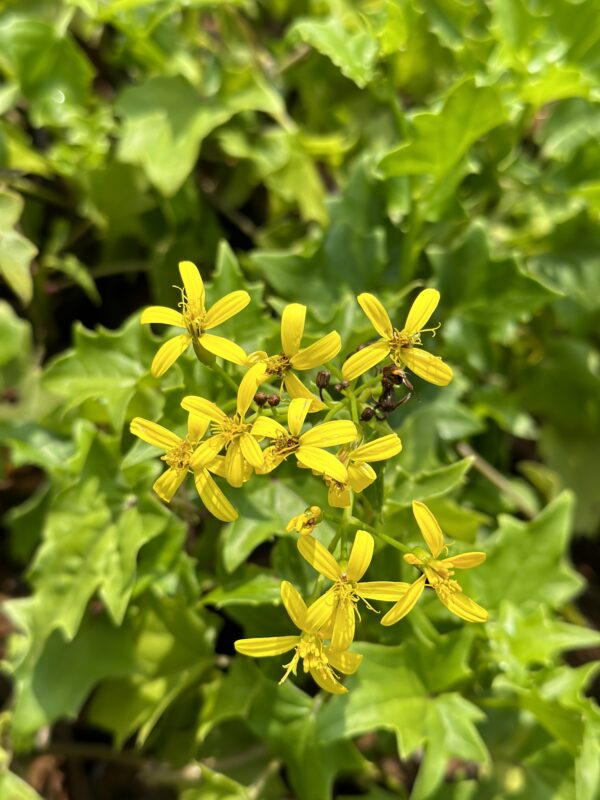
[180, 295, 205, 339]
[211, 414, 250, 447]
[280, 633, 338, 685]
[265, 353, 291, 378]
[423, 561, 461, 597]
[273, 434, 300, 456]
[163, 438, 194, 471]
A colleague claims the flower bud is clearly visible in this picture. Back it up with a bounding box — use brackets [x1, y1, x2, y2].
[360, 407, 375, 421]
[286, 506, 322, 536]
[267, 394, 280, 407]
[316, 371, 331, 389]
[254, 391, 268, 407]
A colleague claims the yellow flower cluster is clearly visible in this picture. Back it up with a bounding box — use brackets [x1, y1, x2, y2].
[131, 259, 487, 693]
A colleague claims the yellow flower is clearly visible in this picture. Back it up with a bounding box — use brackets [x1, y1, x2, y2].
[251, 397, 357, 481]
[141, 260, 250, 377]
[181, 381, 263, 489]
[129, 414, 237, 522]
[298, 530, 410, 651]
[323, 433, 402, 508]
[342, 289, 452, 386]
[240, 303, 341, 412]
[286, 506, 323, 536]
[234, 581, 363, 694]
[381, 501, 488, 626]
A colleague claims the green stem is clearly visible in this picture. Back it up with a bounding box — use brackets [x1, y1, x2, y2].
[211, 362, 240, 395]
[323, 400, 345, 421]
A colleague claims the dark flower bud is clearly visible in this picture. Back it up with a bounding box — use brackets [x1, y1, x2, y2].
[360, 407, 375, 421]
[316, 371, 331, 390]
[254, 391, 268, 406]
[267, 394, 280, 407]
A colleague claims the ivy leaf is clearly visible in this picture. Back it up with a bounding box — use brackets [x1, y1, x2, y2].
[0, 187, 37, 304]
[386, 457, 474, 510]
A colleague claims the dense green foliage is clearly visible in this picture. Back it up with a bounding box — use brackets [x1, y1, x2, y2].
[1, 0, 600, 798]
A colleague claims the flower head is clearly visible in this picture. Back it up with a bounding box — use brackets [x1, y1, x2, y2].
[129, 414, 237, 522]
[141, 260, 250, 377]
[251, 398, 358, 481]
[240, 303, 341, 412]
[342, 289, 452, 386]
[381, 501, 487, 626]
[323, 433, 402, 508]
[181, 381, 263, 488]
[287, 506, 323, 536]
[299, 530, 410, 651]
[234, 581, 362, 694]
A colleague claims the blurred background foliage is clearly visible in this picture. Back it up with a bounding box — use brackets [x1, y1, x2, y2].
[1, 0, 600, 798]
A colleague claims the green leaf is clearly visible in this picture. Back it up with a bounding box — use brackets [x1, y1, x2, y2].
[471, 492, 583, 612]
[380, 78, 506, 178]
[0, 187, 37, 304]
[117, 71, 284, 196]
[202, 570, 281, 608]
[387, 458, 473, 510]
[287, 17, 379, 88]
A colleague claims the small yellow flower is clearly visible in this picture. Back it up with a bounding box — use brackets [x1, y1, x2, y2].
[251, 398, 357, 481]
[141, 260, 250, 377]
[298, 530, 410, 651]
[181, 382, 263, 489]
[342, 289, 452, 386]
[129, 414, 237, 522]
[287, 506, 323, 536]
[323, 433, 402, 508]
[240, 303, 341, 412]
[234, 581, 363, 694]
[381, 501, 488, 626]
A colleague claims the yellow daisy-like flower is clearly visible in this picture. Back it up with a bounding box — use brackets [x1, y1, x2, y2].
[342, 289, 453, 386]
[234, 580, 363, 694]
[381, 501, 488, 626]
[181, 382, 263, 489]
[141, 260, 250, 377]
[129, 414, 237, 522]
[323, 433, 402, 508]
[298, 530, 410, 651]
[240, 303, 341, 412]
[286, 506, 323, 536]
[251, 397, 358, 481]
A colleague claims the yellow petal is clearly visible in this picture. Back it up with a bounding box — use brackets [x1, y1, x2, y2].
[305, 587, 337, 632]
[255, 446, 286, 474]
[179, 260, 205, 307]
[283, 372, 325, 411]
[412, 500, 444, 558]
[326, 648, 363, 675]
[280, 580, 308, 630]
[290, 331, 341, 370]
[187, 413, 209, 441]
[357, 293, 393, 338]
[194, 469, 238, 521]
[191, 434, 226, 469]
[240, 432, 263, 469]
[400, 347, 453, 386]
[328, 482, 351, 508]
[207, 454, 226, 478]
[300, 420, 357, 448]
[204, 290, 250, 329]
[346, 529, 374, 582]
[357, 581, 411, 600]
[281, 303, 306, 356]
[404, 553, 423, 566]
[442, 552, 486, 570]
[130, 417, 181, 451]
[153, 467, 186, 502]
[235, 636, 299, 657]
[181, 396, 227, 423]
[347, 462, 376, 493]
[287, 397, 312, 436]
[224, 441, 246, 488]
[296, 446, 348, 483]
[351, 433, 402, 462]
[342, 340, 390, 382]
[238, 363, 268, 416]
[331, 601, 355, 651]
[403, 288, 440, 336]
[199, 333, 247, 365]
[438, 591, 488, 623]
[140, 306, 185, 327]
[297, 536, 341, 582]
[380, 576, 426, 626]
[251, 416, 288, 439]
[150, 334, 192, 377]
[309, 667, 347, 694]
